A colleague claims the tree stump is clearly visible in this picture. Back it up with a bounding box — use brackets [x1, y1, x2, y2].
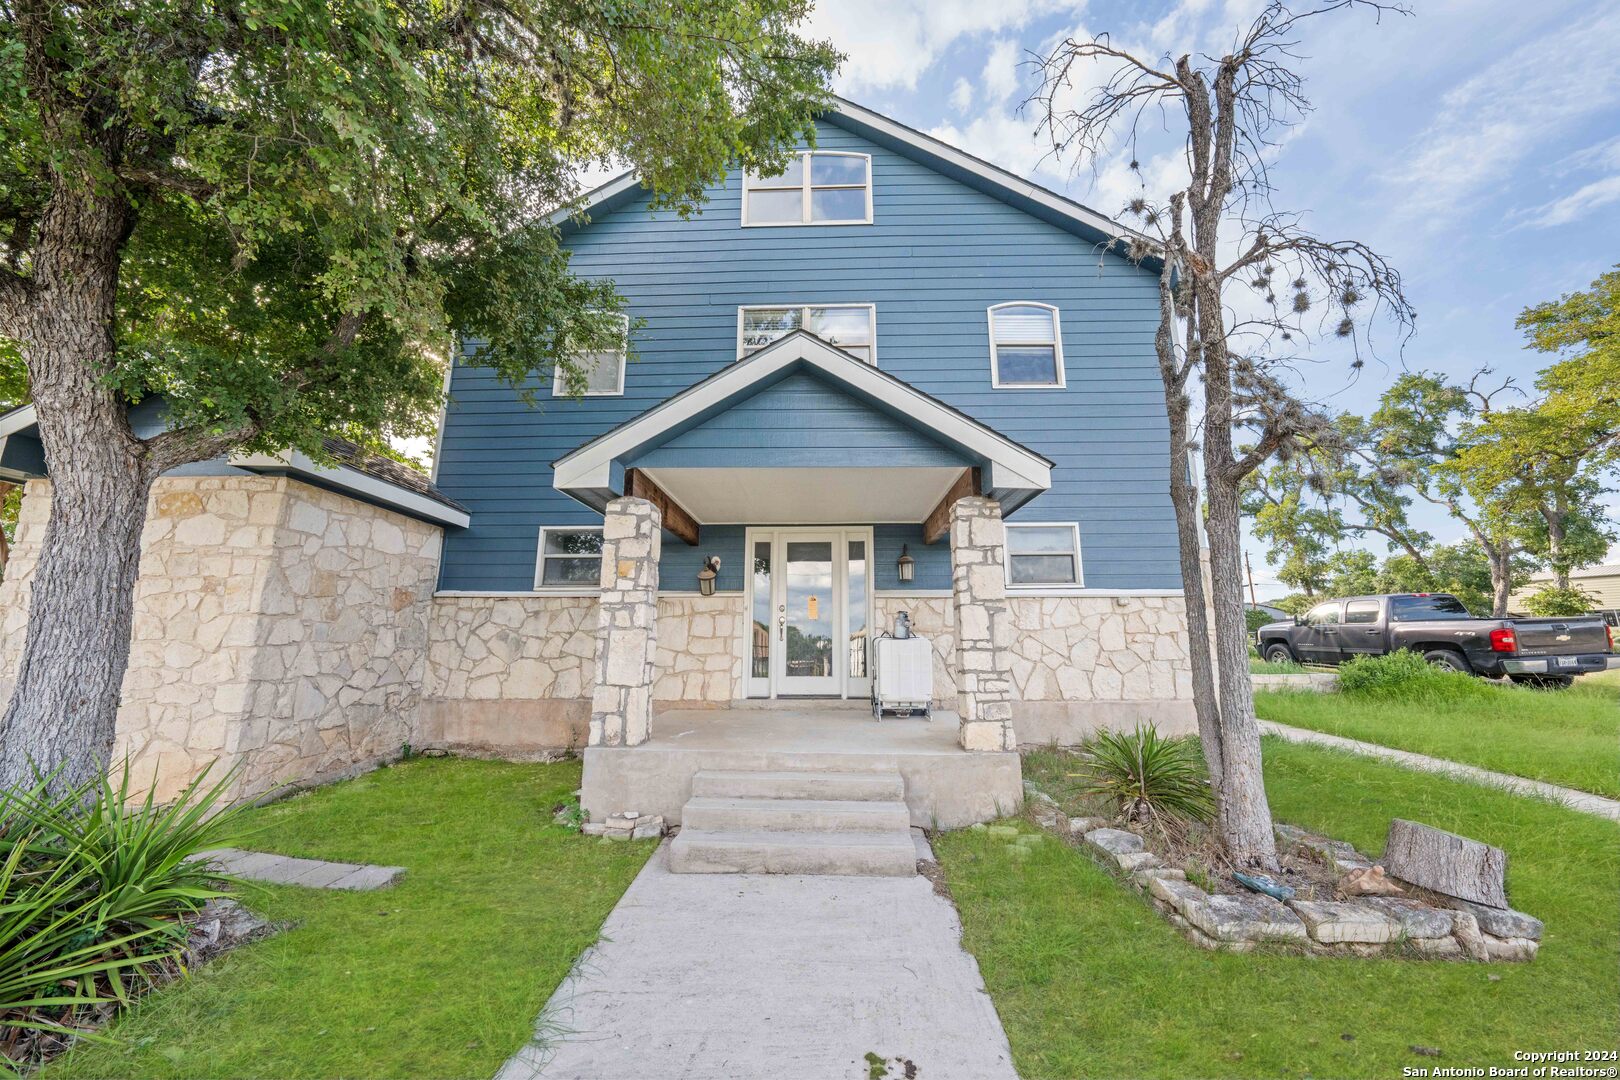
[1383, 819, 1508, 908]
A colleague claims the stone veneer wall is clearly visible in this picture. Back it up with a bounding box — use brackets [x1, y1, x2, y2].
[0, 476, 442, 802]
[418, 592, 746, 754]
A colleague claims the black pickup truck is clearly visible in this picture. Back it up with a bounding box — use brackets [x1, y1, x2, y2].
[1255, 593, 1620, 688]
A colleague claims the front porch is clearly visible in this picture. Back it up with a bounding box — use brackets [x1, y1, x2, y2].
[580, 702, 1023, 830]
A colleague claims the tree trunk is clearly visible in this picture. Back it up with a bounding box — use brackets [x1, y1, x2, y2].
[1543, 494, 1569, 590]
[1151, 234, 1226, 808]
[0, 179, 151, 793]
[1489, 542, 1512, 617]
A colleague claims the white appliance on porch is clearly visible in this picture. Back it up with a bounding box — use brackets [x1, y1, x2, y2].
[871, 611, 933, 718]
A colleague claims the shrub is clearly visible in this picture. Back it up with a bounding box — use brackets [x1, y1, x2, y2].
[0, 765, 251, 1063]
[1336, 650, 1492, 700]
[1075, 724, 1214, 826]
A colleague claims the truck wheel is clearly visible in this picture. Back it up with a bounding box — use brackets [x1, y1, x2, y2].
[1422, 648, 1472, 675]
[1508, 674, 1574, 690]
[1262, 643, 1296, 665]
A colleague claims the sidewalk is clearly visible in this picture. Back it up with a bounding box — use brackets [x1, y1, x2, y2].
[499, 839, 1019, 1080]
[1259, 720, 1620, 822]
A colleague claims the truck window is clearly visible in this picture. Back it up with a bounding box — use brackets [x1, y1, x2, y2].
[1389, 595, 1471, 621]
[1305, 603, 1341, 626]
[1344, 600, 1380, 624]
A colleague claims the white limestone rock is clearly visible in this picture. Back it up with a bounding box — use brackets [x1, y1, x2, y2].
[1288, 900, 1402, 944]
[1085, 828, 1146, 857]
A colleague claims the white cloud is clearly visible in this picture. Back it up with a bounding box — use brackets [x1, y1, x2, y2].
[949, 77, 974, 114]
[981, 39, 1023, 103]
[1380, 5, 1620, 230]
[806, 0, 1073, 94]
[1521, 174, 1620, 228]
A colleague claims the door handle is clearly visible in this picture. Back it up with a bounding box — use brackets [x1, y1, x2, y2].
[778, 615, 785, 641]
[1365, 628, 1380, 635]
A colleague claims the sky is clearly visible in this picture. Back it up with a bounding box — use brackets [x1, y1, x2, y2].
[800, 0, 1620, 599]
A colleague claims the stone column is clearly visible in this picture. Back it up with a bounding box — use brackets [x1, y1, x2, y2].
[588, 497, 662, 747]
[949, 497, 1017, 751]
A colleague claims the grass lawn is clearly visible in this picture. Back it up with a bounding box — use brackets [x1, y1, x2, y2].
[1255, 672, 1620, 798]
[1248, 657, 1308, 674]
[938, 741, 1620, 1079]
[43, 757, 653, 1080]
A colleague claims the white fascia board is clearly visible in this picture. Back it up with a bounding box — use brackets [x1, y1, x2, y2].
[232, 449, 471, 528]
[550, 171, 642, 229]
[825, 99, 1145, 251]
[0, 404, 38, 440]
[551, 334, 1052, 498]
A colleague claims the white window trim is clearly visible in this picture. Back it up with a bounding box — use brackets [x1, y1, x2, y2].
[987, 302, 1066, 389]
[741, 151, 874, 227]
[533, 525, 605, 592]
[1003, 521, 1084, 589]
[736, 303, 877, 364]
[551, 314, 629, 398]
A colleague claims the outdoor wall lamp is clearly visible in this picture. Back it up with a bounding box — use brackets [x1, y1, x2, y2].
[697, 555, 722, 596]
[896, 545, 915, 584]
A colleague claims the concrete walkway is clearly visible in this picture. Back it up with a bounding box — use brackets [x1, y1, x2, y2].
[499, 839, 1018, 1080]
[1260, 720, 1620, 822]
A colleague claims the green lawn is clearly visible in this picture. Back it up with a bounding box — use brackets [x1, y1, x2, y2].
[938, 741, 1620, 1079]
[1248, 657, 1308, 674]
[1255, 672, 1620, 798]
[44, 758, 653, 1080]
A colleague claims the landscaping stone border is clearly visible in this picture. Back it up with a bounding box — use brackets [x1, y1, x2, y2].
[1023, 794, 1540, 962]
[196, 848, 405, 890]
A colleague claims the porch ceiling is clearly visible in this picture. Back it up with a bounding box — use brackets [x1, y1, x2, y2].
[635, 465, 965, 525]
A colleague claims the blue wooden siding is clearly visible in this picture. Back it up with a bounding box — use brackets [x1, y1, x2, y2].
[435, 117, 1177, 592]
[629, 372, 969, 471]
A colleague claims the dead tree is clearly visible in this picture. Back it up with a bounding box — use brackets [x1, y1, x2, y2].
[1033, 1, 1415, 870]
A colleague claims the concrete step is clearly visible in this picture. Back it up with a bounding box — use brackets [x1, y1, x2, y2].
[683, 795, 911, 833]
[667, 828, 918, 876]
[691, 769, 904, 802]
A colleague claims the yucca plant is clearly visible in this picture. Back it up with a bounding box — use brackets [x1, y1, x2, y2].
[1074, 724, 1214, 826]
[2, 763, 252, 941]
[0, 832, 177, 1054]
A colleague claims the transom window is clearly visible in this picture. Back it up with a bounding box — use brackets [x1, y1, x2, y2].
[738, 304, 875, 364]
[1004, 523, 1083, 587]
[742, 152, 873, 226]
[534, 527, 604, 589]
[988, 303, 1065, 388]
[551, 314, 628, 397]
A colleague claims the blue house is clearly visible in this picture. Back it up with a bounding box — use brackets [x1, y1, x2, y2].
[0, 98, 1196, 841]
[425, 98, 1197, 835]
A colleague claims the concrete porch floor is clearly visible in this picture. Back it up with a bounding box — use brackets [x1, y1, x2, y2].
[580, 702, 1024, 830]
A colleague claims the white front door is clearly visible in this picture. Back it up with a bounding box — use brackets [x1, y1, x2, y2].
[745, 528, 873, 699]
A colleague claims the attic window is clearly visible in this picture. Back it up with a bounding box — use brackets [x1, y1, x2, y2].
[988, 303, 1065, 388]
[738, 304, 875, 363]
[742, 152, 873, 226]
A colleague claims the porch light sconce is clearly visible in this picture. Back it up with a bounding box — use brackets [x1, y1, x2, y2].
[697, 555, 722, 597]
[896, 545, 915, 584]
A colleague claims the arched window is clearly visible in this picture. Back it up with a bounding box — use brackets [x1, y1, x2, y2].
[987, 302, 1065, 388]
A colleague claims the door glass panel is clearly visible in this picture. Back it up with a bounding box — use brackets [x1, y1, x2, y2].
[784, 541, 834, 681]
[847, 540, 868, 679]
[751, 541, 771, 680]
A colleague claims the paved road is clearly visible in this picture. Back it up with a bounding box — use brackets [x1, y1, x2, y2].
[499, 839, 1018, 1080]
[1260, 720, 1620, 822]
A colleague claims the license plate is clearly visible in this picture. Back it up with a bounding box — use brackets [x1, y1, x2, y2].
[1555, 657, 1578, 668]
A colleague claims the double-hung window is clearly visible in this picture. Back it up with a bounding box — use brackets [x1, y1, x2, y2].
[738, 304, 876, 363]
[1004, 523, 1083, 587]
[552, 314, 628, 397]
[742, 152, 873, 226]
[988, 303, 1065, 388]
[534, 527, 605, 589]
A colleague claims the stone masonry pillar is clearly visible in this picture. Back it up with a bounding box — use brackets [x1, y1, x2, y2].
[588, 497, 662, 747]
[949, 497, 1017, 751]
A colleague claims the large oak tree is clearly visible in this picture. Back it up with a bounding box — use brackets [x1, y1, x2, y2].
[0, 0, 838, 790]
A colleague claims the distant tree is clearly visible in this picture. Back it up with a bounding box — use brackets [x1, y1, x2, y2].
[1241, 462, 1338, 596]
[1321, 549, 1379, 596]
[1032, 0, 1413, 871]
[1520, 584, 1600, 617]
[0, 0, 839, 790]
[1376, 542, 1497, 616]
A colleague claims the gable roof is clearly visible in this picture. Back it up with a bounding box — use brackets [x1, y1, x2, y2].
[550, 330, 1053, 516]
[553, 96, 1153, 263]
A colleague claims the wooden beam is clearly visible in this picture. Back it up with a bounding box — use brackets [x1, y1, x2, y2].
[624, 468, 700, 546]
[922, 467, 980, 545]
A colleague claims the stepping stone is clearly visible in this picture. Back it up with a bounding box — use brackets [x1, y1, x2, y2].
[194, 848, 405, 891]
